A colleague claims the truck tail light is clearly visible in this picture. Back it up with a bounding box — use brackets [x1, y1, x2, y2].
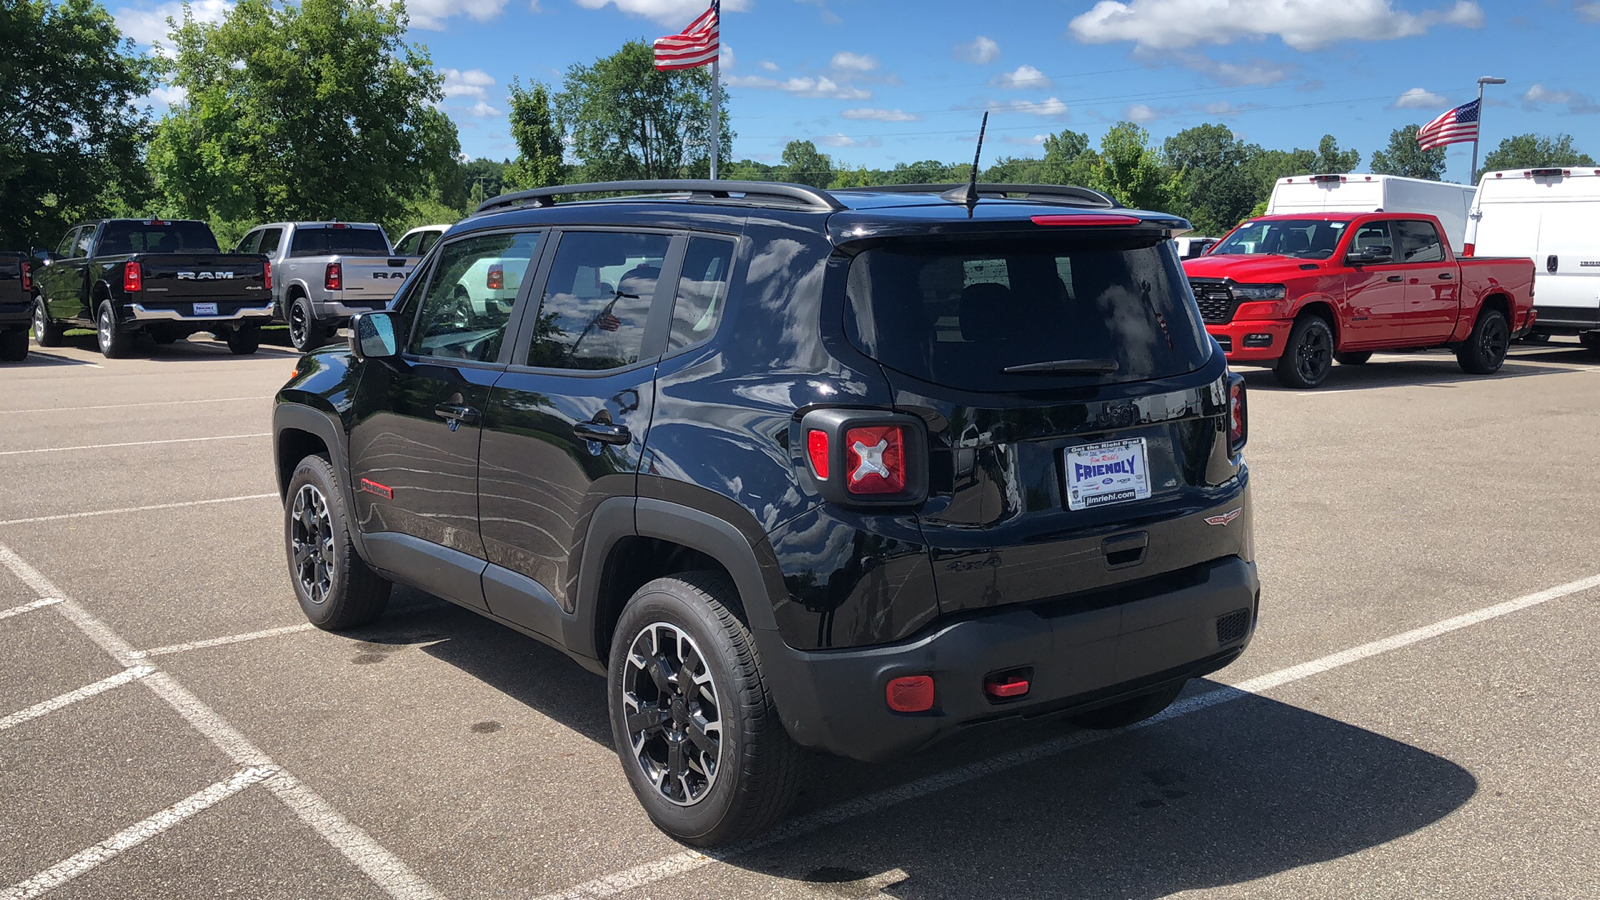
[1461, 243, 1474, 257]
[324, 262, 342, 292]
[123, 261, 143, 294]
[844, 424, 907, 495]
[806, 429, 830, 479]
[487, 264, 503, 290]
[1228, 376, 1248, 455]
[886, 676, 934, 713]
[263, 260, 273, 291]
[20, 262, 31, 292]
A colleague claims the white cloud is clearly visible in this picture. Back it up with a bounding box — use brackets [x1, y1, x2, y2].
[1126, 103, 1160, 122]
[468, 100, 502, 118]
[1392, 87, 1449, 109]
[1198, 100, 1260, 115]
[1069, 0, 1483, 51]
[573, 0, 748, 25]
[995, 96, 1070, 117]
[441, 68, 495, 100]
[1523, 84, 1600, 114]
[760, 60, 780, 71]
[720, 43, 735, 69]
[726, 74, 870, 99]
[992, 65, 1052, 90]
[407, 0, 509, 29]
[114, 0, 231, 45]
[841, 107, 920, 122]
[816, 133, 882, 148]
[1002, 134, 1048, 146]
[1580, 2, 1600, 21]
[1161, 51, 1294, 87]
[147, 85, 187, 106]
[830, 51, 877, 72]
[953, 35, 1000, 64]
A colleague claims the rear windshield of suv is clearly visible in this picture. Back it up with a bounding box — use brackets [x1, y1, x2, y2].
[289, 227, 392, 257]
[844, 234, 1211, 392]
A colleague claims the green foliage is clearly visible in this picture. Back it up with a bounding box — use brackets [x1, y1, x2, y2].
[0, 0, 155, 248]
[555, 40, 731, 181]
[1369, 125, 1447, 181]
[1041, 129, 1101, 187]
[1479, 133, 1596, 180]
[1162, 124, 1258, 235]
[981, 155, 1049, 184]
[387, 195, 466, 241]
[1314, 135, 1361, 174]
[780, 140, 833, 188]
[149, 0, 460, 228]
[505, 80, 567, 190]
[1092, 122, 1173, 211]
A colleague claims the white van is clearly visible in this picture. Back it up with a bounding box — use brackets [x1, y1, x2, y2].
[1267, 174, 1476, 253]
[1466, 167, 1600, 341]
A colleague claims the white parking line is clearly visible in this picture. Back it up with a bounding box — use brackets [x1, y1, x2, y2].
[134, 623, 316, 658]
[0, 597, 63, 621]
[0, 666, 155, 732]
[536, 572, 1600, 900]
[0, 433, 270, 456]
[0, 544, 444, 900]
[1, 767, 273, 900]
[0, 396, 272, 415]
[0, 494, 278, 528]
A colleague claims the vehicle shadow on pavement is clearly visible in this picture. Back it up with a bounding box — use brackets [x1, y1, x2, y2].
[1239, 358, 1580, 392]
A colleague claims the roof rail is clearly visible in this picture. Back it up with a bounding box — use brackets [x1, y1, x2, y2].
[847, 183, 1122, 209]
[474, 180, 847, 215]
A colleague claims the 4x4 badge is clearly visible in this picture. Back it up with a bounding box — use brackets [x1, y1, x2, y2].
[1205, 508, 1242, 526]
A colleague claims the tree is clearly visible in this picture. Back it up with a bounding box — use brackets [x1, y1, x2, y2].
[1313, 135, 1360, 174]
[1479, 133, 1596, 179]
[982, 155, 1049, 184]
[780, 140, 833, 188]
[1162, 124, 1260, 235]
[0, 0, 154, 249]
[150, 0, 460, 231]
[556, 41, 731, 181]
[1369, 125, 1446, 181]
[505, 79, 567, 190]
[1040, 129, 1100, 187]
[1091, 122, 1172, 211]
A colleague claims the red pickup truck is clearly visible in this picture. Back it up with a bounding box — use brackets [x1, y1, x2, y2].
[1184, 212, 1536, 388]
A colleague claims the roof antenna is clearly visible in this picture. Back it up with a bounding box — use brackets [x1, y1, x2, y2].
[942, 111, 988, 212]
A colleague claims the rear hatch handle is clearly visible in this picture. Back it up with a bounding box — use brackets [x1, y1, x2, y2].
[1102, 531, 1148, 569]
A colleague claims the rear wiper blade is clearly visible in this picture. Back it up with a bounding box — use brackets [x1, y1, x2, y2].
[1003, 358, 1120, 375]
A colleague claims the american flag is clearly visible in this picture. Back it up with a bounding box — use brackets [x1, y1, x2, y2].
[653, 1, 720, 70]
[1416, 99, 1480, 151]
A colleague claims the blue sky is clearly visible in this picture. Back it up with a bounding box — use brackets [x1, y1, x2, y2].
[115, 0, 1600, 184]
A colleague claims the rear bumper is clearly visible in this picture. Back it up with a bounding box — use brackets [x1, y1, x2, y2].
[314, 299, 394, 320]
[1206, 319, 1293, 362]
[756, 555, 1259, 762]
[129, 302, 275, 323]
[1530, 305, 1595, 335]
[0, 299, 29, 327]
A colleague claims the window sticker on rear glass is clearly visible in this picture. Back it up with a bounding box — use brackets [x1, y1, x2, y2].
[1065, 438, 1151, 511]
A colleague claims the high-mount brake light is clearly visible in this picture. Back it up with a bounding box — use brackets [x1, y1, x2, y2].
[20, 261, 31, 292]
[1310, 174, 1344, 184]
[807, 429, 830, 480]
[1228, 378, 1248, 455]
[844, 424, 906, 494]
[263, 260, 273, 290]
[146, 219, 167, 226]
[1462, 243, 1475, 257]
[886, 676, 935, 713]
[123, 261, 143, 294]
[1031, 214, 1142, 227]
[325, 262, 342, 292]
[487, 264, 504, 291]
[1529, 168, 1566, 177]
[331, 222, 350, 229]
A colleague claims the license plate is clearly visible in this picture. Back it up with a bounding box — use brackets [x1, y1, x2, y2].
[193, 302, 218, 316]
[1065, 438, 1151, 511]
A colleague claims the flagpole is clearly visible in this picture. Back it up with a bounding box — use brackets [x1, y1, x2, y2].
[1471, 76, 1506, 184]
[710, 53, 720, 180]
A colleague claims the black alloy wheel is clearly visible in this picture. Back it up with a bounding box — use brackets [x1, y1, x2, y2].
[622, 621, 724, 806]
[1457, 308, 1510, 375]
[290, 483, 336, 608]
[288, 297, 325, 351]
[282, 455, 390, 629]
[1273, 315, 1334, 389]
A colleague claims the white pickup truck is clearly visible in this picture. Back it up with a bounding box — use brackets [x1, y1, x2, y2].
[233, 222, 419, 350]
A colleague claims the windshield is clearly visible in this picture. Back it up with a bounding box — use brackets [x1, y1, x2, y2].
[290, 226, 392, 257]
[1212, 219, 1348, 260]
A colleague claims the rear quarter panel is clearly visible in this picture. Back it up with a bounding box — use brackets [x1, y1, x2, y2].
[1455, 256, 1537, 337]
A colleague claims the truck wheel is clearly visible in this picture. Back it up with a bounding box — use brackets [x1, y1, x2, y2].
[32, 299, 64, 347]
[1273, 314, 1334, 389]
[608, 572, 802, 847]
[1334, 351, 1372, 366]
[226, 326, 261, 355]
[96, 301, 134, 359]
[1579, 332, 1600, 349]
[284, 455, 391, 629]
[1070, 680, 1187, 730]
[0, 327, 28, 362]
[1456, 308, 1510, 375]
[288, 297, 326, 351]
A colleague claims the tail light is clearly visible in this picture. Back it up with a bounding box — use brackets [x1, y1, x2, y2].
[264, 260, 273, 291]
[1227, 375, 1248, 455]
[1462, 243, 1475, 257]
[798, 409, 927, 506]
[886, 676, 935, 713]
[20, 262, 31, 292]
[487, 264, 504, 291]
[123, 261, 143, 294]
[324, 262, 342, 292]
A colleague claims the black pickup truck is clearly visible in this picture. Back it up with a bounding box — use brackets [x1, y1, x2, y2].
[0, 252, 30, 361]
[32, 219, 272, 357]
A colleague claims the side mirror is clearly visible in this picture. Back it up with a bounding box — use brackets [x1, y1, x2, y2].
[350, 312, 400, 361]
[31, 249, 53, 266]
[1347, 245, 1393, 265]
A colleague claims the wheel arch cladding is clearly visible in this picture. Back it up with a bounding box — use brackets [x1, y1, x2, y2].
[1299, 300, 1339, 340]
[1481, 292, 1512, 324]
[273, 404, 344, 497]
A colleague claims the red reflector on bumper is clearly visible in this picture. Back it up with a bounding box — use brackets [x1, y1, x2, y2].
[886, 675, 934, 712]
[984, 673, 1031, 700]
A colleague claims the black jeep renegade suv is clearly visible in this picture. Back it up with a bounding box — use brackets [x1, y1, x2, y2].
[272, 180, 1257, 846]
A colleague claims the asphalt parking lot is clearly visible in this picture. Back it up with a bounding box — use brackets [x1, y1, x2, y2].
[2, 332, 1597, 900]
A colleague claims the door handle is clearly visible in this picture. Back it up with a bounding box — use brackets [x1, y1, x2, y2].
[1547, 255, 1559, 273]
[573, 420, 631, 445]
[434, 402, 481, 428]
[1438, 272, 1453, 280]
[1386, 275, 1403, 283]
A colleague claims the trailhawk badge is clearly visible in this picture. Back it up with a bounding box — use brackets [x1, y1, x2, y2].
[1205, 508, 1243, 526]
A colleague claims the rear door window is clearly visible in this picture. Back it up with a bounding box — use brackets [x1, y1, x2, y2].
[525, 231, 671, 371]
[845, 234, 1212, 392]
[1394, 220, 1446, 263]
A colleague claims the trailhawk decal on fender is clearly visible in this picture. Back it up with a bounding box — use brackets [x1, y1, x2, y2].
[1205, 508, 1243, 526]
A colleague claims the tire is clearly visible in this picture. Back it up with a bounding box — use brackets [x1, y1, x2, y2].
[0, 327, 28, 362]
[288, 296, 326, 352]
[608, 572, 802, 847]
[1579, 332, 1600, 350]
[284, 455, 391, 629]
[96, 300, 134, 358]
[32, 298, 64, 347]
[1273, 314, 1335, 389]
[1334, 351, 1372, 366]
[1070, 681, 1187, 730]
[1456, 308, 1510, 375]
[226, 326, 261, 355]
